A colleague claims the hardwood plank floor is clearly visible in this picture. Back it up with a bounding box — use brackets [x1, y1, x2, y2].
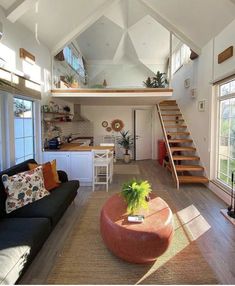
[19, 160, 235, 285]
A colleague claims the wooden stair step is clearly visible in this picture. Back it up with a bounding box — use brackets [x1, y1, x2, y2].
[167, 132, 190, 136]
[171, 146, 196, 152]
[169, 139, 193, 143]
[159, 104, 178, 106]
[163, 119, 184, 122]
[162, 114, 182, 117]
[178, 175, 209, 184]
[175, 165, 204, 171]
[165, 125, 187, 128]
[161, 109, 180, 111]
[173, 155, 200, 161]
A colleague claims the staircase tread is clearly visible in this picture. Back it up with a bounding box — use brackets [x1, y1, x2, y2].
[169, 139, 193, 143]
[167, 132, 190, 135]
[175, 165, 204, 171]
[161, 109, 180, 111]
[162, 114, 182, 116]
[171, 147, 196, 151]
[173, 155, 200, 160]
[163, 120, 184, 122]
[165, 125, 187, 128]
[178, 175, 209, 183]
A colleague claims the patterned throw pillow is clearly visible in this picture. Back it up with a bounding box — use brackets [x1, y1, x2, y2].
[2, 166, 50, 214]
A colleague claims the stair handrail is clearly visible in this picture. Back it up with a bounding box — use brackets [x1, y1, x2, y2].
[157, 103, 179, 189]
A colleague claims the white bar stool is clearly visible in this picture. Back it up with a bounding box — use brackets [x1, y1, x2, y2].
[100, 143, 116, 163]
[92, 149, 113, 192]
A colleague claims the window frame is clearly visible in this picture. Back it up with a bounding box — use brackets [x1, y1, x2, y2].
[215, 77, 235, 192]
[14, 96, 36, 164]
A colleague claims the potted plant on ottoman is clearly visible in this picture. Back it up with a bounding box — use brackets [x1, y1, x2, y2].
[121, 179, 152, 214]
[118, 130, 133, 163]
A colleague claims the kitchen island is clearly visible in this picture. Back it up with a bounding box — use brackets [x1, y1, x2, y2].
[43, 144, 114, 186]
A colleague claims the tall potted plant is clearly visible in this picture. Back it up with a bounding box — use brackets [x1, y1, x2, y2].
[118, 130, 133, 163]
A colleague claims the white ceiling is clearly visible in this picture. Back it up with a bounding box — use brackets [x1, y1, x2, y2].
[0, 0, 235, 64]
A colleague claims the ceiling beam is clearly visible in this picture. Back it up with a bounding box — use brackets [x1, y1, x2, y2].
[51, 0, 120, 55]
[140, 0, 201, 55]
[6, 0, 37, 23]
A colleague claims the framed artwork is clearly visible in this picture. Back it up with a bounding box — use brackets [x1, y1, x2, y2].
[198, 100, 206, 112]
[111, 119, 124, 132]
[102, 121, 108, 128]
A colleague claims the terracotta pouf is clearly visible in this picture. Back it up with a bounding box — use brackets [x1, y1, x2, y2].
[100, 193, 174, 264]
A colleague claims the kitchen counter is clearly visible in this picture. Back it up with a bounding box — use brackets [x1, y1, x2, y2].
[44, 143, 114, 152]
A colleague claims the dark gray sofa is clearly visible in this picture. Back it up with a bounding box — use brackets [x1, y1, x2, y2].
[0, 159, 80, 285]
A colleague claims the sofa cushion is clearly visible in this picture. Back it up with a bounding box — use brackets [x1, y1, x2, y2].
[2, 166, 50, 214]
[0, 159, 37, 217]
[28, 162, 59, 191]
[0, 217, 51, 285]
[5, 180, 79, 227]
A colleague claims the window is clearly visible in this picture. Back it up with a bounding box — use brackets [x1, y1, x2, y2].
[63, 46, 85, 78]
[14, 97, 35, 164]
[172, 44, 191, 74]
[217, 79, 235, 187]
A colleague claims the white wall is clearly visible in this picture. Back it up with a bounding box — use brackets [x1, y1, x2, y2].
[213, 19, 235, 81]
[172, 19, 235, 203]
[81, 105, 163, 159]
[172, 41, 214, 176]
[0, 10, 51, 98]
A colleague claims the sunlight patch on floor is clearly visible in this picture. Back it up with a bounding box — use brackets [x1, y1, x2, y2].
[136, 204, 211, 284]
[177, 204, 211, 241]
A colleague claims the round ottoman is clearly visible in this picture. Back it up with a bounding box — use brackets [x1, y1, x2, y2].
[100, 193, 174, 264]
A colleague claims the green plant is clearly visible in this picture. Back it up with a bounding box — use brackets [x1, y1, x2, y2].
[65, 73, 76, 84]
[143, 76, 154, 88]
[143, 71, 168, 88]
[117, 130, 133, 155]
[152, 71, 168, 88]
[121, 179, 152, 214]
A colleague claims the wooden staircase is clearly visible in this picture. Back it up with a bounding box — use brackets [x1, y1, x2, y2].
[157, 100, 209, 189]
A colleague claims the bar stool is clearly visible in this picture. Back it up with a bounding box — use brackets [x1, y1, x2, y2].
[100, 143, 116, 162]
[92, 149, 113, 192]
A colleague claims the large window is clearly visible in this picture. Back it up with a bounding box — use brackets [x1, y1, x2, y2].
[172, 44, 191, 74]
[14, 97, 35, 164]
[63, 46, 85, 78]
[217, 79, 235, 187]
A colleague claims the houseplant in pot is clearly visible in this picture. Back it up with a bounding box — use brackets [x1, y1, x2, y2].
[121, 179, 152, 214]
[118, 130, 133, 163]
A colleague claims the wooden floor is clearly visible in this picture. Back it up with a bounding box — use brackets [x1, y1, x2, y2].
[19, 160, 235, 285]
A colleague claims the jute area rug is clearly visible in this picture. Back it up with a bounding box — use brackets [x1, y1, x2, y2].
[47, 191, 218, 285]
[113, 164, 140, 175]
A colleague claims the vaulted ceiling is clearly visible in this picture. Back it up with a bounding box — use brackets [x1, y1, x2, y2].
[0, 0, 235, 70]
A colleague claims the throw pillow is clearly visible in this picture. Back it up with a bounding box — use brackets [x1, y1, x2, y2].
[28, 159, 61, 184]
[51, 159, 61, 183]
[2, 166, 50, 214]
[28, 162, 59, 191]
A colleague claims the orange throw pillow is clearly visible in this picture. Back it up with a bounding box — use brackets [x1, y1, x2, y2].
[51, 159, 61, 184]
[28, 162, 59, 191]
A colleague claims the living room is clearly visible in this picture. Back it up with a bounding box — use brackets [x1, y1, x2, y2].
[0, 0, 235, 285]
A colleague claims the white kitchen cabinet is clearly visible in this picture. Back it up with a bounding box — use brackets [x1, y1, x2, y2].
[70, 152, 92, 184]
[43, 152, 70, 175]
[43, 151, 92, 186]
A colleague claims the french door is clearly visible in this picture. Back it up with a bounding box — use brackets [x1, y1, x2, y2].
[217, 79, 235, 187]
